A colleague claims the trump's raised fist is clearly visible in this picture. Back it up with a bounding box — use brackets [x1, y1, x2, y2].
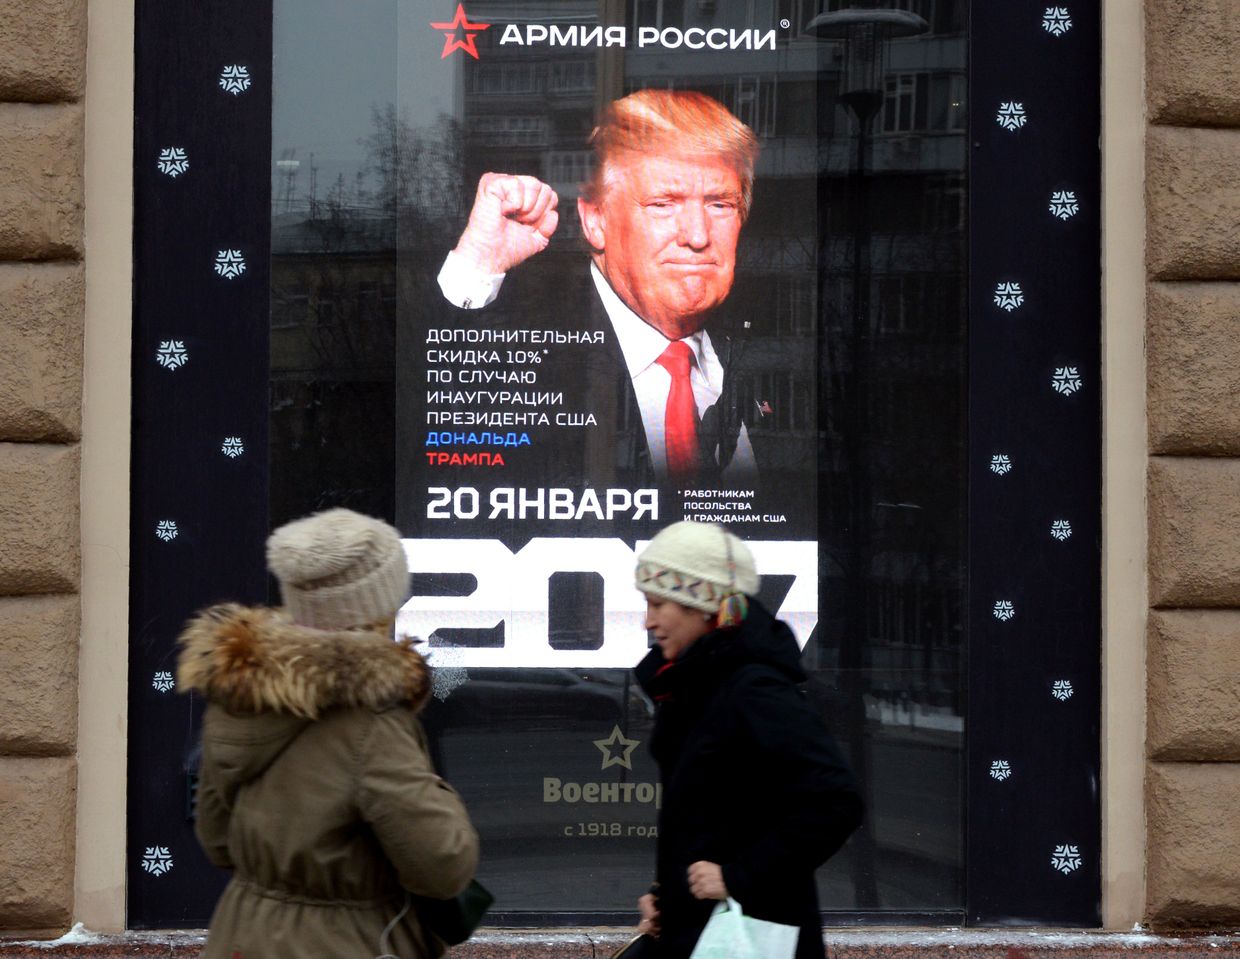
[452, 173, 560, 276]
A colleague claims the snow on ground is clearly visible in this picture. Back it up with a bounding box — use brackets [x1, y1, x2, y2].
[16, 925, 98, 948]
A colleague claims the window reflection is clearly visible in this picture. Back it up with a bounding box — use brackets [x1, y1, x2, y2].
[271, 0, 967, 919]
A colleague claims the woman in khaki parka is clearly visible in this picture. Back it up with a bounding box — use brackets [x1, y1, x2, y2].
[177, 508, 479, 959]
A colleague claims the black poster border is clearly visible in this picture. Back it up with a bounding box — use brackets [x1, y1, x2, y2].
[966, 0, 1102, 927]
[128, 0, 1102, 929]
[128, 0, 273, 928]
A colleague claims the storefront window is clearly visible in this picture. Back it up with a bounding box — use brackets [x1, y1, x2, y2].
[129, 0, 1101, 931]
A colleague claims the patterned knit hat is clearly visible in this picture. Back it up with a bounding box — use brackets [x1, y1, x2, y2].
[266, 508, 410, 630]
[635, 521, 760, 615]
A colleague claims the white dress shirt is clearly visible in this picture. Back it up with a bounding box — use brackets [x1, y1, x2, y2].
[437, 252, 756, 481]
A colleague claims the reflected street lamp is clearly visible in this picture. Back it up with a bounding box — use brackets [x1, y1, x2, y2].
[807, 3, 927, 912]
[807, 8, 928, 124]
[808, 6, 929, 292]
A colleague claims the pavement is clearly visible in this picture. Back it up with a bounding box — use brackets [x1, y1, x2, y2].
[3, 927, 1240, 959]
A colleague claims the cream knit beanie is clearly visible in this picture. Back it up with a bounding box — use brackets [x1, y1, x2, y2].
[266, 508, 410, 630]
[634, 521, 760, 613]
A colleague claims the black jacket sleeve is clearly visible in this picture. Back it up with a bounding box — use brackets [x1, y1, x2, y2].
[719, 670, 864, 906]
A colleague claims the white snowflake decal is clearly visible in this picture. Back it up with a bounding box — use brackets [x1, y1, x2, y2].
[152, 671, 175, 693]
[1051, 844, 1082, 874]
[141, 846, 174, 876]
[221, 436, 245, 458]
[989, 760, 1013, 782]
[993, 600, 1016, 622]
[155, 340, 188, 370]
[1043, 7, 1073, 36]
[994, 282, 1025, 312]
[156, 147, 189, 177]
[155, 520, 179, 542]
[1052, 366, 1082, 395]
[219, 65, 252, 95]
[989, 454, 1012, 476]
[214, 250, 246, 279]
[996, 102, 1028, 131]
[1049, 190, 1080, 220]
[432, 666, 469, 702]
[1051, 679, 1075, 701]
[1050, 519, 1073, 542]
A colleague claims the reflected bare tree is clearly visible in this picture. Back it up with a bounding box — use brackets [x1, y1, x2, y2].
[270, 106, 464, 528]
[363, 104, 466, 244]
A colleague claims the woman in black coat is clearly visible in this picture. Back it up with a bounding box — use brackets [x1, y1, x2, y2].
[632, 521, 863, 959]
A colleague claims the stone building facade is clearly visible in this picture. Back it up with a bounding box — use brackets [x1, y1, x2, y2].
[0, 0, 88, 939]
[1142, 0, 1240, 930]
[0, 0, 1235, 940]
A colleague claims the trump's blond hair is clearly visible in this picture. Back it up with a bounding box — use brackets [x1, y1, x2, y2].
[583, 89, 760, 219]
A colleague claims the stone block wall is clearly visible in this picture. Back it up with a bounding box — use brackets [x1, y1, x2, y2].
[1145, 0, 1240, 930]
[0, 0, 87, 938]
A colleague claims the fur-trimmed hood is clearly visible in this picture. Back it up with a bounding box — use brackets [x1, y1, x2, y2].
[180, 605, 479, 958]
[176, 603, 431, 719]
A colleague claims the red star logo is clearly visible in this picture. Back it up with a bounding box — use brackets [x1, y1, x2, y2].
[429, 4, 491, 60]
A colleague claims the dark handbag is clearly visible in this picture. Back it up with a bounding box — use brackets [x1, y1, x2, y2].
[610, 933, 657, 959]
[412, 879, 495, 945]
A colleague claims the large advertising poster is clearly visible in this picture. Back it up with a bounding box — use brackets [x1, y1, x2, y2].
[382, 5, 830, 912]
[395, 6, 820, 672]
[268, 0, 969, 918]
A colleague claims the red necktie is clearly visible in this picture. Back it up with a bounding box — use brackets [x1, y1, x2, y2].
[656, 341, 699, 481]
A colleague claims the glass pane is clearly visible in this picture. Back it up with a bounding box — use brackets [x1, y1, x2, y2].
[271, 0, 399, 526]
[272, 0, 967, 920]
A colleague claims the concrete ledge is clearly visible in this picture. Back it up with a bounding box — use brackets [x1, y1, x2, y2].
[3, 929, 1240, 958]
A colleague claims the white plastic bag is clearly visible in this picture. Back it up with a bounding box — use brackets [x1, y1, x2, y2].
[688, 897, 799, 959]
